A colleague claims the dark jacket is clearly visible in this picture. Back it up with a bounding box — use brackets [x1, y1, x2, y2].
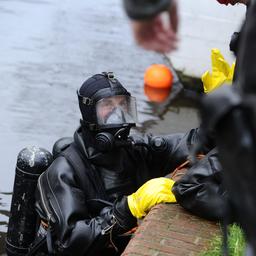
[172, 148, 229, 221]
[35, 127, 203, 255]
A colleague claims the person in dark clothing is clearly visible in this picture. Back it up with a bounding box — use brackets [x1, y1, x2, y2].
[35, 72, 212, 255]
[162, 0, 250, 222]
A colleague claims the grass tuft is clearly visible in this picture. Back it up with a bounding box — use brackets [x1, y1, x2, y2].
[199, 224, 245, 256]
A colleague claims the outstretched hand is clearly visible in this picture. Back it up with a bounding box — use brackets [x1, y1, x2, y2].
[131, 0, 179, 53]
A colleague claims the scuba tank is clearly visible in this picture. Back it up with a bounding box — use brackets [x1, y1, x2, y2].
[6, 146, 52, 256]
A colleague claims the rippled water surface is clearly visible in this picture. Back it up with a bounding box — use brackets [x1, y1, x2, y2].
[0, 0, 198, 253]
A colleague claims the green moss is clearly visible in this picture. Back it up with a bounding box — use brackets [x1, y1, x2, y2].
[199, 224, 245, 256]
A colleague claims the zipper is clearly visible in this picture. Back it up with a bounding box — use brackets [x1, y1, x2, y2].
[38, 174, 54, 223]
[101, 215, 117, 235]
[101, 215, 118, 252]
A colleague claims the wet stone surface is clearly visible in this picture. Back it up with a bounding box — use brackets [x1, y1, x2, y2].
[0, 0, 199, 253]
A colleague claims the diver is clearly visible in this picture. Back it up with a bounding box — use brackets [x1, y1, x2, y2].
[32, 72, 211, 255]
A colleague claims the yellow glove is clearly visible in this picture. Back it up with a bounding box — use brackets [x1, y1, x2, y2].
[202, 48, 235, 93]
[127, 177, 176, 219]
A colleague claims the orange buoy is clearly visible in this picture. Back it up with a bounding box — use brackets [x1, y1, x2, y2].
[144, 64, 173, 89]
[144, 84, 171, 103]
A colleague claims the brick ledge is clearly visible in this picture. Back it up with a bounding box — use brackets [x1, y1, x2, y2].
[122, 204, 220, 256]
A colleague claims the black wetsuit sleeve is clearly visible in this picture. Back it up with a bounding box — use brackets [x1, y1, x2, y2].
[146, 127, 214, 177]
[172, 148, 228, 221]
[35, 157, 136, 256]
[123, 0, 171, 20]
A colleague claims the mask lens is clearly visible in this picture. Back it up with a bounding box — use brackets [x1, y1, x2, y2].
[96, 95, 137, 125]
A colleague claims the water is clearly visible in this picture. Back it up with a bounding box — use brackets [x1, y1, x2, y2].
[0, 0, 198, 253]
[173, 0, 246, 77]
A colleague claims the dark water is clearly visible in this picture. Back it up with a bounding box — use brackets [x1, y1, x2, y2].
[0, 0, 198, 253]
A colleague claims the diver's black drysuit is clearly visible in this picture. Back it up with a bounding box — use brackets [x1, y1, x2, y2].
[35, 126, 218, 255]
[172, 148, 228, 221]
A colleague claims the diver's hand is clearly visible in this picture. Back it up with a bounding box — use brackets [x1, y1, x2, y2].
[127, 177, 176, 219]
[131, 0, 179, 53]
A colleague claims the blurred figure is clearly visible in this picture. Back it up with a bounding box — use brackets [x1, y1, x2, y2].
[173, 0, 251, 221]
[123, 0, 249, 54]
[123, 0, 178, 53]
